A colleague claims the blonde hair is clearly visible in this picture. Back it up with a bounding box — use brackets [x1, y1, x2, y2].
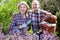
[17, 1, 29, 10]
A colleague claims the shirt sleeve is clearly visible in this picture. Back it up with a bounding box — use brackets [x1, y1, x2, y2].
[25, 10, 32, 31]
[9, 14, 16, 31]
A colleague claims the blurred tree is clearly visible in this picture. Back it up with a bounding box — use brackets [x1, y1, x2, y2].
[0, 0, 20, 34]
[42, 0, 60, 15]
[56, 10, 60, 38]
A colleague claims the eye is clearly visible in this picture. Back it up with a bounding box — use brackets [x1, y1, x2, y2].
[33, 4, 37, 5]
[23, 7, 25, 8]
[20, 6, 22, 8]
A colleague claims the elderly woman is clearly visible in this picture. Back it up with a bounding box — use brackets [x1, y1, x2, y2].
[9, 1, 31, 40]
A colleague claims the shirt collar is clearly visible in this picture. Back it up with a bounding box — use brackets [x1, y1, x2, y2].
[33, 9, 41, 14]
[18, 12, 28, 18]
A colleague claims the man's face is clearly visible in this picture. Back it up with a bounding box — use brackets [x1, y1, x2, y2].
[32, 1, 39, 11]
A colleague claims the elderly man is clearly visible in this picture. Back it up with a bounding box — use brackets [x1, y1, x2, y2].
[28, 0, 57, 40]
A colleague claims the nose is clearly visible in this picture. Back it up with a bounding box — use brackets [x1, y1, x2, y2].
[21, 7, 24, 10]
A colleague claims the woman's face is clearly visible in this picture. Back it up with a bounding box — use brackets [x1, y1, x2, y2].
[19, 4, 27, 14]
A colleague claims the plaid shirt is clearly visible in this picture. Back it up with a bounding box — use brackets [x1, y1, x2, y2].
[9, 12, 30, 34]
[28, 10, 46, 33]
